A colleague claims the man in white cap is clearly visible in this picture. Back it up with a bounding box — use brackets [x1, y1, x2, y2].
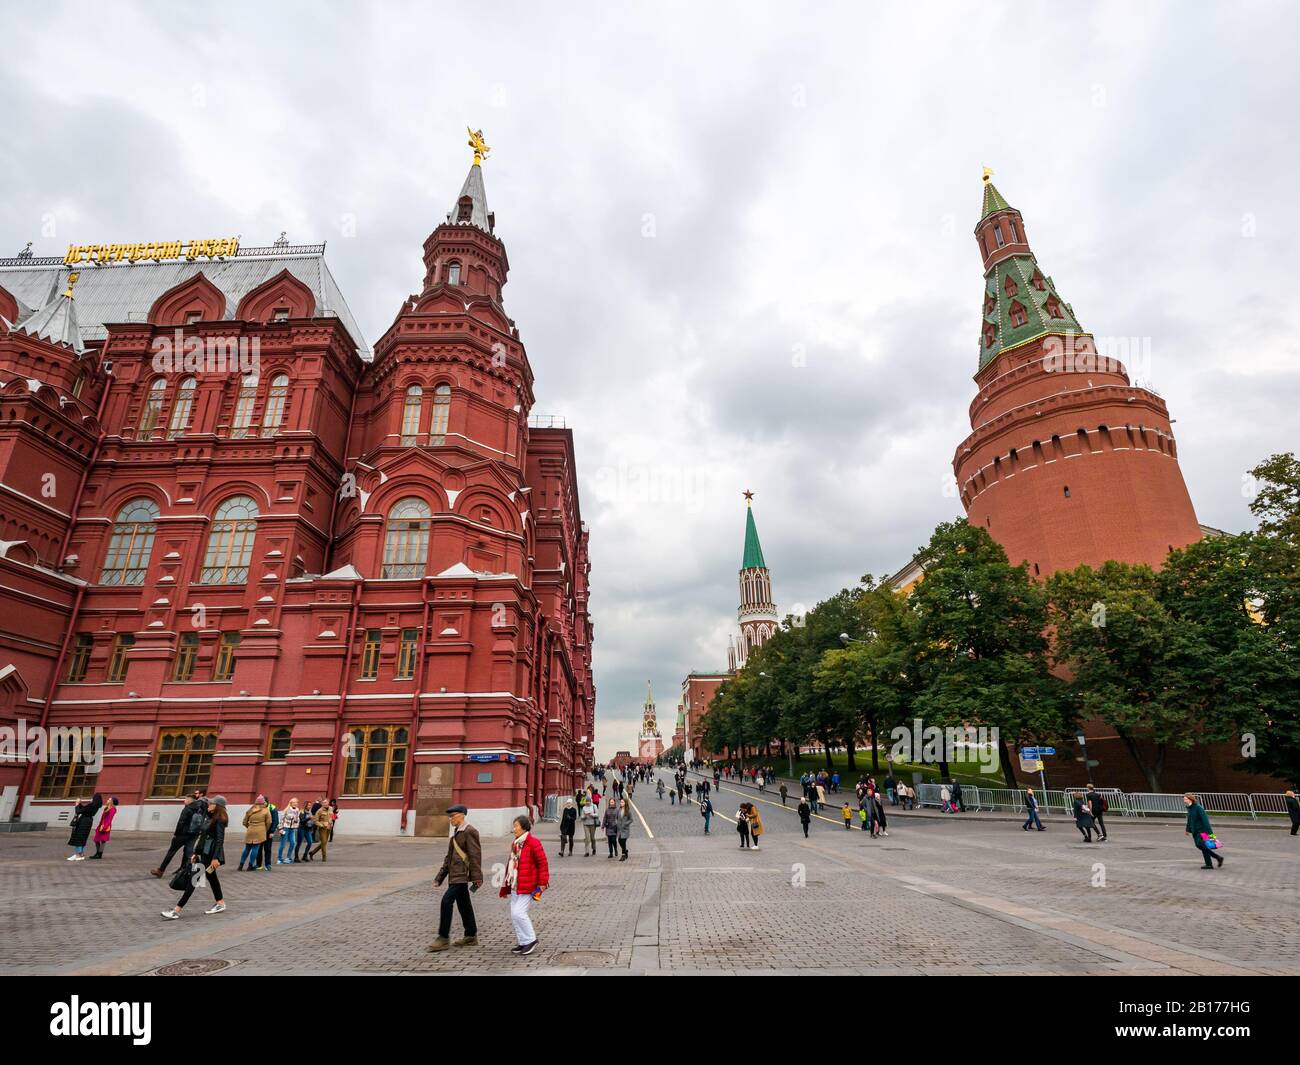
[429, 804, 483, 952]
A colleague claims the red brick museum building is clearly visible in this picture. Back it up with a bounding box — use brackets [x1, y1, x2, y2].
[0, 144, 594, 835]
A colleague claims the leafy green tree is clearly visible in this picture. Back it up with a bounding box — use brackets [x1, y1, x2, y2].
[910, 520, 1067, 787]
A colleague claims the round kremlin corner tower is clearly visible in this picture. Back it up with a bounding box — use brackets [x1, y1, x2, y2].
[953, 174, 1203, 578]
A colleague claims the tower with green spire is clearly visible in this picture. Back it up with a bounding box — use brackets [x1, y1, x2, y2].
[734, 491, 778, 669]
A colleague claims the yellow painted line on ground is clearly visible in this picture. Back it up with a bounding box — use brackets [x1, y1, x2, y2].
[701, 776, 860, 830]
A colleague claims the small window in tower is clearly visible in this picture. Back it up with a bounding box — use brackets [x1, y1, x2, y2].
[446, 262, 461, 286]
[1045, 297, 1064, 319]
[1004, 275, 1018, 298]
[1063, 485, 1071, 498]
[1034, 562, 1040, 576]
[1010, 219, 1021, 242]
[994, 225, 1005, 248]
[983, 323, 996, 348]
[272, 307, 290, 322]
[457, 197, 473, 222]
[1031, 269, 1046, 292]
[1009, 301, 1028, 328]
[185, 310, 202, 325]
[984, 294, 995, 316]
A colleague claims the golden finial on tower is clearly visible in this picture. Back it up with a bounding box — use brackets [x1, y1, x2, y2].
[982, 166, 994, 184]
[62, 271, 80, 299]
[467, 127, 491, 166]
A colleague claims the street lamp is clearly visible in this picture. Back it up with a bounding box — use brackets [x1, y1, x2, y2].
[1076, 730, 1095, 786]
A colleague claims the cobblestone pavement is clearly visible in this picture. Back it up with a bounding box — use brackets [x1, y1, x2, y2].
[2, 772, 1297, 975]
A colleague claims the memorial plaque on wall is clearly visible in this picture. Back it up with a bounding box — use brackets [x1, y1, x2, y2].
[414, 764, 454, 837]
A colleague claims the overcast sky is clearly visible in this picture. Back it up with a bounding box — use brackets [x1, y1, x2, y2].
[4, 2, 1298, 759]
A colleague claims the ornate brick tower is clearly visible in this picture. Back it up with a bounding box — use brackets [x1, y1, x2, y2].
[733, 492, 778, 667]
[953, 174, 1202, 577]
[637, 681, 663, 762]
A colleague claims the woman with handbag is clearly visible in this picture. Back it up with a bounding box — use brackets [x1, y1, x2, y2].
[162, 796, 228, 918]
[500, 814, 549, 956]
[66, 793, 101, 861]
[1184, 793, 1224, 869]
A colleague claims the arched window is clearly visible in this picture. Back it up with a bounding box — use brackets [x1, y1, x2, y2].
[445, 261, 461, 286]
[400, 385, 423, 446]
[382, 497, 431, 578]
[230, 374, 258, 438]
[139, 378, 167, 440]
[167, 377, 197, 438]
[429, 383, 451, 442]
[100, 498, 160, 585]
[201, 495, 259, 584]
[260, 373, 289, 437]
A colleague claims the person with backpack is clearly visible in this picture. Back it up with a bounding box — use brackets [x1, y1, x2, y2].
[151, 789, 208, 877]
[161, 796, 228, 919]
[1085, 785, 1109, 841]
[700, 794, 713, 834]
[1022, 787, 1044, 831]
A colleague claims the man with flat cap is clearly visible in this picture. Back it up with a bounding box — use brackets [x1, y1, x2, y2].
[430, 804, 483, 952]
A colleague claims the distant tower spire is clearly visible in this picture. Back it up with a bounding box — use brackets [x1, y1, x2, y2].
[735, 491, 777, 668]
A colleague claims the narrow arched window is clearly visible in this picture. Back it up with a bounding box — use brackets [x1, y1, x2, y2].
[445, 261, 462, 286]
[139, 378, 167, 440]
[201, 495, 259, 584]
[400, 385, 423, 446]
[230, 374, 258, 438]
[382, 497, 431, 578]
[168, 377, 197, 438]
[260, 373, 289, 437]
[429, 383, 451, 442]
[100, 498, 160, 585]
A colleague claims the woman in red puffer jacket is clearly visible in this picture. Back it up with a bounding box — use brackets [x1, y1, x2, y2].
[500, 814, 549, 956]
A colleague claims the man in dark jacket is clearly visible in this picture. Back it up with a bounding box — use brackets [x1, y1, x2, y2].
[1085, 785, 1108, 841]
[150, 789, 208, 877]
[429, 805, 484, 951]
[558, 799, 577, 856]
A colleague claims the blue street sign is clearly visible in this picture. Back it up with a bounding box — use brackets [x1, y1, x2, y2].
[1021, 746, 1039, 758]
[467, 753, 500, 763]
[1038, 747, 1056, 756]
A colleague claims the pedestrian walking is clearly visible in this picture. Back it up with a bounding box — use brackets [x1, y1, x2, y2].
[296, 804, 315, 862]
[239, 796, 271, 870]
[581, 797, 600, 856]
[308, 800, 334, 861]
[656, 779, 665, 800]
[501, 814, 549, 956]
[558, 799, 577, 856]
[749, 805, 764, 850]
[951, 780, 965, 813]
[1085, 784, 1108, 841]
[841, 802, 852, 829]
[89, 796, 117, 858]
[870, 787, 889, 837]
[779, 782, 788, 806]
[616, 799, 633, 860]
[151, 789, 208, 877]
[1184, 793, 1224, 869]
[1072, 796, 1096, 843]
[260, 800, 279, 871]
[602, 798, 619, 858]
[429, 804, 483, 952]
[66, 793, 101, 861]
[795, 798, 811, 837]
[700, 795, 713, 834]
[277, 799, 301, 864]
[1287, 790, 1300, 836]
[1022, 787, 1044, 831]
[161, 796, 228, 919]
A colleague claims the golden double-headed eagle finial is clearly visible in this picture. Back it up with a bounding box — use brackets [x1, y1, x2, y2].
[62, 271, 80, 299]
[467, 127, 491, 166]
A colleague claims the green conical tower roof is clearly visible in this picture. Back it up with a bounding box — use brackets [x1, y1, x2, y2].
[980, 179, 1012, 220]
[742, 502, 766, 570]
